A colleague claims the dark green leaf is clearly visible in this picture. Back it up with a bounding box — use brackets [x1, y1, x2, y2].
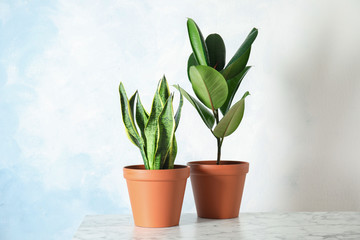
[189, 65, 228, 110]
[119, 83, 149, 169]
[187, 53, 198, 81]
[144, 91, 163, 169]
[173, 85, 215, 129]
[220, 66, 251, 115]
[154, 95, 175, 169]
[222, 28, 257, 79]
[135, 94, 149, 138]
[157, 75, 170, 105]
[205, 33, 226, 71]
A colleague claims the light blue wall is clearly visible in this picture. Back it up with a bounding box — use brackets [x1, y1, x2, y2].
[1, 0, 360, 239]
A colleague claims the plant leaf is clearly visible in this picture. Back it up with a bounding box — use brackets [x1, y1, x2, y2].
[187, 18, 209, 66]
[174, 91, 183, 131]
[144, 91, 163, 169]
[129, 91, 137, 125]
[189, 65, 228, 110]
[135, 94, 149, 139]
[119, 83, 142, 147]
[154, 95, 175, 169]
[213, 92, 250, 138]
[220, 66, 251, 115]
[173, 85, 215, 129]
[205, 33, 226, 71]
[187, 53, 198, 81]
[157, 75, 170, 105]
[222, 28, 258, 79]
[168, 136, 177, 169]
[119, 83, 149, 169]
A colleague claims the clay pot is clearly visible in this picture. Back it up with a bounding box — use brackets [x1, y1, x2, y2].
[123, 164, 190, 227]
[187, 160, 249, 219]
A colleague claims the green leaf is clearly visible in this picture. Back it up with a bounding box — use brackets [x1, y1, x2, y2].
[222, 48, 250, 80]
[220, 66, 251, 115]
[174, 91, 183, 131]
[157, 75, 170, 105]
[173, 85, 215, 129]
[168, 136, 177, 169]
[189, 65, 228, 110]
[144, 91, 163, 169]
[119, 83, 142, 147]
[187, 18, 209, 66]
[187, 53, 198, 81]
[129, 91, 137, 125]
[154, 95, 175, 169]
[213, 92, 250, 138]
[119, 83, 149, 169]
[222, 28, 258, 79]
[135, 94, 149, 138]
[205, 34, 226, 71]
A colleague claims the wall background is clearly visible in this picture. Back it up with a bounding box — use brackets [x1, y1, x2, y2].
[1, 0, 360, 239]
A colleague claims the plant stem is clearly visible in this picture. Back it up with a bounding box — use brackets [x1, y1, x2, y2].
[214, 110, 222, 165]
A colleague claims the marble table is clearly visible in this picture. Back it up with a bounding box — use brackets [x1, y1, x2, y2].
[73, 212, 360, 240]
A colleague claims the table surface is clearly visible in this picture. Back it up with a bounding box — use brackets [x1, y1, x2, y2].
[73, 212, 360, 240]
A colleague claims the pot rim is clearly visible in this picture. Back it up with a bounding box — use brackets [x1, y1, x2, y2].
[187, 160, 249, 176]
[187, 160, 249, 165]
[123, 164, 190, 181]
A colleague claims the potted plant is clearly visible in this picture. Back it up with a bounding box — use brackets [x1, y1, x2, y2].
[175, 18, 258, 219]
[119, 76, 190, 227]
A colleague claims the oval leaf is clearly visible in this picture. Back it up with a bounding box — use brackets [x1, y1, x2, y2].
[205, 33, 226, 71]
[213, 92, 250, 138]
[189, 65, 228, 110]
[187, 18, 209, 66]
[173, 85, 215, 129]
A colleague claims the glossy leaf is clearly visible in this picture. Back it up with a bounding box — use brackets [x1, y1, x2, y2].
[189, 65, 228, 110]
[174, 91, 183, 131]
[187, 53, 198, 81]
[220, 66, 251, 115]
[174, 85, 215, 129]
[205, 34, 226, 71]
[144, 91, 163, 169]
[154, 95, 175, 169]
[222, 48, 250, 80]
[157, 75, 170, 105]
[222, 28, 258, 79]
[187, 18, 209, 66]
[213, 92, 250, 138]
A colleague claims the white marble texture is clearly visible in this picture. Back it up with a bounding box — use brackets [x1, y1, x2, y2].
[73, 212, 360, 240]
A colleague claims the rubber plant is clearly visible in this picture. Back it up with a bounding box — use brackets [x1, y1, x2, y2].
[175, 18, 258, 164]
[119, 76, 183, 170]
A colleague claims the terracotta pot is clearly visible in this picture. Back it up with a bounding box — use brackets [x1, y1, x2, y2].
[187, 160, 249, 219]
[123, 164, 190, 227]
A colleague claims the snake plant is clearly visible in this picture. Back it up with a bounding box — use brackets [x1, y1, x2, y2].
[119, 76, 183, 170]
[175, 18, 258, 164]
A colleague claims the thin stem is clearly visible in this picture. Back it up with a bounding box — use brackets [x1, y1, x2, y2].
[214, 110, 222, 165]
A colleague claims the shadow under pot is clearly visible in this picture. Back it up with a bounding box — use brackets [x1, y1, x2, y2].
[187, 160, 249, 219]
[123, 164, 190, 228]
